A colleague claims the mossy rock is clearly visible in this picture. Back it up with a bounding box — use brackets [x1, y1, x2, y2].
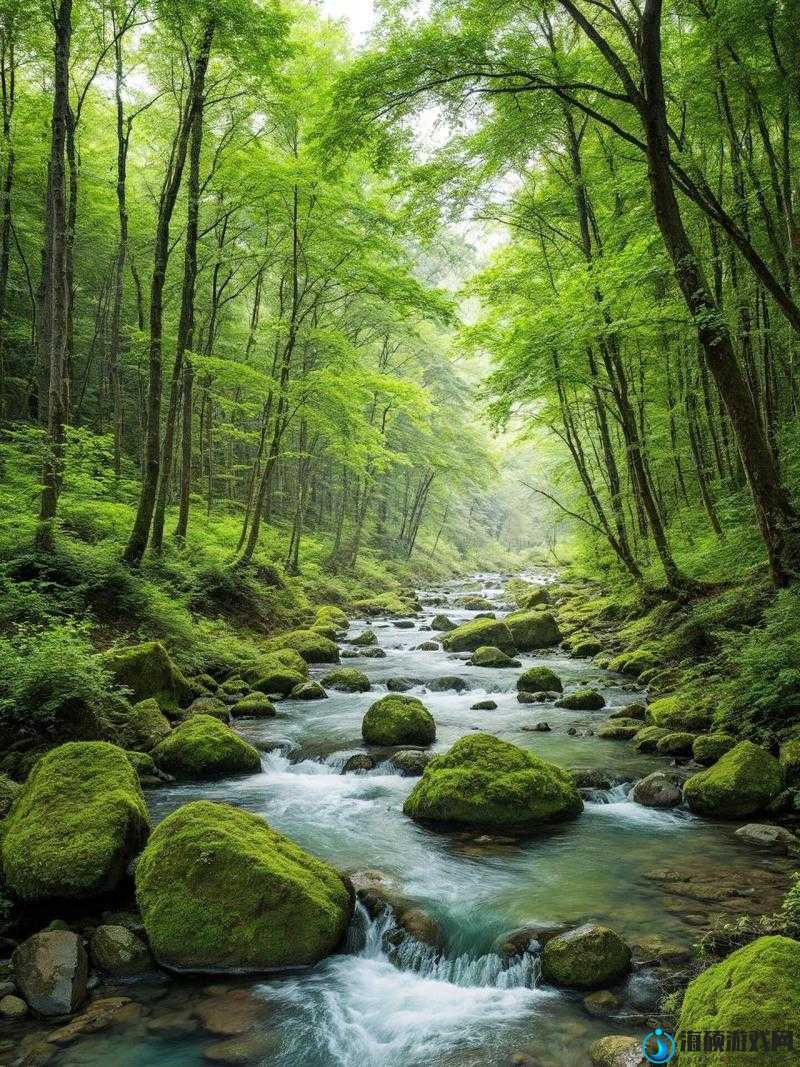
[352, 593, 418, 617]
[362, 695, 436, 746]
[0, 774, 22, 819]
[194, 673, 219, 693]
[522, 587, 550, 609]
[315, 605, 349, 630]
[504, 610, 561, 651]
[135, 801, 353, 973]
[555, 689, 606, 711]
[152, 716, 261, 780]
[656, 731, 696, 757]
[125, 750, 157, 777]
[241, 649, 308, 685]
[0, 742, 150, 901]
[692, 732, 737, 766]
[290, 681, 327, 701]
[460, 595, 495, 611]
[571, 638, 603, 658]
[597, 719, 643, 741]
[219, 676, 248, 695]
[647, 695, 711, 733]
[183, 697, 232, 723]
[96, 641, 194, 714]
[403, 733, 582, 831]
[430, 614, 456, 632]
[676, 936, 800, 1066]
[632, 725, 672, 752]
[311, 623, 338, 640]
[607, 649, 660, 677]
[350, 629, 378, 647]
[264, 630, 339, 665]
[469, 646, 520, 668]
[542, 923, 631, 989]
[441, 618, 516, 655]
[610, 703, 647, 721]
[683, 741, 783, 818]
[252, 665, 306, 698]
[517, 667, 563, 693]
[230, 694, 276, 719]
[779, 740, 800, 787]
[320, 668, 371, 693]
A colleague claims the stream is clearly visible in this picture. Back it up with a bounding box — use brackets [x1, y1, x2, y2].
[62, 572, 768, 1066]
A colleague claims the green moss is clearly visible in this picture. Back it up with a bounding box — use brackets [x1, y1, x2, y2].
[503, 610, 561, 651]
[779, 740, 800, 786]
[252, 666, 306, 697]
[403, 733, 582, 830]
[441, 618, 516, 654]
[607, 649, 660, 677]
[182, 697, 231, 723]
[542, 923, 631, 989]
[320, 668, 371, 693]
[676, 937, 800, 1066]
[470, 646, 519, 668]
[460, 595, 495, 611]
[683, 741, 784, 818]
[96, 641, 195, 714]
[135, 801, 353, 972]
[264, 629, 339, 664]
[555, 689, 605, 711]
[352, 593, 418, 617]
[0, 774, 21, 819]
[597, 719, 643, 740]
[0, 741, 150, 900]
[315, 605, 349, 630]
[362, 695, 436, 746]
[571, 638, 603, 658]
[655, 731, 696, 756]
[632, 725, 672, 751]
[125, 750, 157, 777]
[311, 623, 338, 640]
[230, 694, 276, 718]
[647, 695, 711, 732]
[517, 667, 563, 693]
[692, 732, 737, 765]
[105, 697, 172, 753]
[522, 587, 551, 609]
[152, 715, 261, 780]
[219, 676, 247, 695]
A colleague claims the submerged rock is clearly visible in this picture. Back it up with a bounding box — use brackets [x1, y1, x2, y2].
[517, 666, 563, 693]
[13, 931, 88, 1016]
[583, 989, 621, 1017]
[542, 923, 631, 989]
[362, 695, 436, 746]
[152, 715, 261, 780]
[471, 699, 498, 710]
[683, 741, 783, 818]
[135, 801, 353, 972]
[341, 754, 375, 774]
[589, 1035, 645, 1067]
[734, 823, 798, 854]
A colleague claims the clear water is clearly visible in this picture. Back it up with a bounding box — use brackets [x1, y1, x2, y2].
[60, 573, 762, 1066]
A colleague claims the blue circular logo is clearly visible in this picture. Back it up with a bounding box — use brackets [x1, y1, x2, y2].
[642, 1029, 676, 1064]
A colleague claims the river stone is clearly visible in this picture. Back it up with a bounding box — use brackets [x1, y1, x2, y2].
[471, 700, 498, 710]
[202, 1035, 278, 1064]
[391, 750, 431, 776]
[734, 823, 798, 854]
[362, 695, 436, 746]
[517, 667, 562, 693]
[290, 681, 327, 701]
[589, 1035, 645, 1067]
[229, 694, 276, 719]
[13, 931, 88, 1016]
[583, 989, 621, 1017]
[623, 971, 662, 1011]
[517, 691, 553, 704]
[555, 689, 606, 711]
[152, 715, 261, 780]
[135, 801, 353, 972]
[470, 646, 520, 668]
[386, 677, 422, 692]
[630, 772, 683, 808]
[341, 754, 375, 774]
[415, 641, 440, 651]
[542, 923, 631, 989]
[504, 610, 562, 651]
[683, 741, 783, 817]
[350, 629, 377, 647]
[655, 731, 696, 757]
[571, 638, 603, 658]
[441, 618, 517, 655]
[631, 725, 672, 752]
[193, 988, 270, 1036]
[320, 668, 371, 693]
[0, 994, 27, 1019]
[597, 719, 641, 740]
[609, 703, 647, 721]
[430, 614, 456, 631]
[264, 629, 339, 665]
[691, 732, 737, 765]
[186, 697, 232, 723]
[360, 647, 387, 659]
[96, 641, 195, 713]
[89, 925, 151, 976]
[426, 676, 469, 692]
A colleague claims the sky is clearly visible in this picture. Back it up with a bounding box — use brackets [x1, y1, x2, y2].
[320, 0, 376, 41]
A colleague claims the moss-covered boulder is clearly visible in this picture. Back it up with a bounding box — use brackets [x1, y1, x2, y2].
[135, 801, 353, 973]
[610, 703, 647, 721]
[0, 742, 150, 900]
[522, 587, 550, 609]
[96, 641, 195, 714]
[320, 668, 371, 693]
[125, 750, 157, 778]
[311, 623, 338, 640]
[469, 646, 520, 668]
[0, 773, 22, 819]
[632, 725, 672, 752]
[230, 694, 276, 719]
[362, 695, 436, 746]
[542, 923, 631, 989]
[441, 618, 516, 655]
[403, 733, 582, 831]
[647, 695, 711, 733]
[315, 605, 349, 630]
[264, 630, 339, 665]
[183, 697, 232, 723]
[460, 595, 495, 611]
[251, 663, 306, 697]
[152, 716, 261, 780]
[676, 936, 800, 1066]
[607, 649, 660, 677]
[683, 741, 783, 818]
[655, 731, 695, 757]
[597, 719, 643, 741]
[691, 732, 737, 766]
[571, 638, 603, 658]
[430, 614, 456, 632]
[504, 610, 561, 651]
[350, 629, 378, 647]
[352, 593, 418, 617]
[779, 740, 800, 787]
[219, 676, 247, 696]
[517, 667, 563, 693]
[114, 698, 172, 752]
[555, 689, 606, 711]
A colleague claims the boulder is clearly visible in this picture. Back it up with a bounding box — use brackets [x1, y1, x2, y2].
[350, 629, 377, 647]
[0, 994, 26, 1020]
[517, 691, 553, 704]
[522, 587, 550, 609]
[96, 641, 194, 713]
[542, 923, 631, 989]
[630, 772, 683, 808]
[264, 630, 339, 664]
[352, 593, 419, 617]
[390, 750, 431, 776]
[135, 801, 353, 972]
[471, 700, 498, 710]
[13, 931, 88, 1016]
[469, 646, 520, 668]
[386, 677, 422, 692]
[589, 1036, 645, 1067]
[441, 618, 517, 655]
[779, 739, 800, 786]
[152, 715, 261, 780]
[676, 936, 800, 1063]
[184, 697, 232, 723]
[427, 676, 468, 692]
[583, 989, 621, 1017]
[0, 742, 149, 900]
[655, 731, 696, 757]
[403, 733, 582, 831]
[610, 703, 647, 721]
[0, 774, 21, 819]
[395, 619, 416, 629]
[108, 697, 172, 752]
[341, 754, 375, 774]
[647, 695, 711, 733]
[289, 682, 327, 701]
[631, 725, 671, 752]
[683, 741, 783, 818]
[89, 925, 151, 976]
[504, 610, 562, 651]
[607, 649, 659, 677]
[315, 605, 349, 630]
[251, 664, 305, 698]
[555, 689, 606, 711]
[230, 694, 276, 719]
[415, 640, 440, 651]
[219, 677, 247, 696]
[360, 647, 387, 659]
[597, 719, 642, 740]
[571, 638, 603, 658]
[320, 668, 371, 693]
[517, 667, 562, 693]
[430, 614, 456, 632]
[362, 695, 436, 746]
[734, 823, 798, 854]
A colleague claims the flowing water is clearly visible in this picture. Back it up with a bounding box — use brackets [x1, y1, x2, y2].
[61, 573, 765, 1066]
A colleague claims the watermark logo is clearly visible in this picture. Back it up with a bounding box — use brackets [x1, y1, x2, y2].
[642, 1029, 676, 1064]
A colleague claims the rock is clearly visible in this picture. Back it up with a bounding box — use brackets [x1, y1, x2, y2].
[441, 618, 517, 655]
[517, 667, 563, 693]
[683, 741, 783, 818]
[219, 677, 248, 696]
[597, 719, 642, 740]
[110, 698, 173, 751]
[341, 754, 375, 774]
[569, 768, 618, 789]
[396, 907, 441, 947]
[426, 676, 468, 692]
[655, 731, 696, 756]
[532, 722, 551, 732]
[0, 980, 14, 997]
[352, 593, 419, 617]
[230, 694, 276, 718]
[415, 641, 440, 651]
[193, 988, 269, 1036]
[203, 1034, 277, 1065]
[320, 668, 371, 693]
[264, 629, 339, 664]
[631, 725, 672, 752]
[147, 1010, 199, 1038]
[0, 742, 150, 900]
[779, 739, 800, 786]
[688, 732, 735, 767]
[0, 994, 26, 1019]
[430, 614, 456, 631]
[89, 925, 151, 976]
[623, 971, 662, 1010]
[360, 647, 387, 659]
[315, 605, 349, 630]
[470, 646, 520, 668]
[542, 924, 631, 989]
[96, 641, 195, 713]
[677, 936, 800, 1057]
[607, 649, 660, 677]
[589, 1035, 645, 1067]
[13, 931, 88, 1016]
[471, 700, 498, 710]
[289, 681, 328, 700]
[517, 691, 553, 704]
[185, 697, 232, 723]
[630, 772, 682, 808]
[350, 629, 378, 647]
[734, 823, 798, 854]
[555, 689, 606, 711]
[152, 715, 261, 780]
[46, 997, 142, 1045]
[395, 619, 416, 629]
[0, 774, 21, 819]
[583, 989, 621, 1017]
[504, 610, 562, 651]
[571, 638, 603, 658]
[403, 733, 582, 830]
[135, 800, 353, 972]
[647, 695, 711, 732]
[362, 695, 436, 746]
[609, 703, 647, 721]
[390, 750, 431, 776]
[386, 677, 422, 692]
[248, 652, 307, 697]
[522, 587, 551, 608]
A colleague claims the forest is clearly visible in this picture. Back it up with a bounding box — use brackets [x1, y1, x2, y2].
[0, 0, 799, 1065]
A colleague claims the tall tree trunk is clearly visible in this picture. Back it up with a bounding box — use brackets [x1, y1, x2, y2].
[108, 18, 130, 477]
[0, 24, 15, 417]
